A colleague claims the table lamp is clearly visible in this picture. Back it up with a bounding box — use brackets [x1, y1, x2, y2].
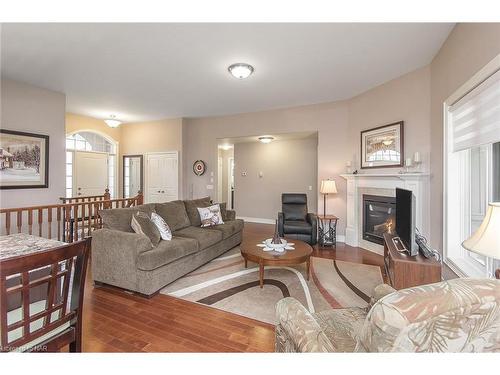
[320, 179, 337, 217]
[462, 202, 500, 279]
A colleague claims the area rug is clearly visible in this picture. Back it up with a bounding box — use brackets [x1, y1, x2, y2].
[161, 247, 383, 324]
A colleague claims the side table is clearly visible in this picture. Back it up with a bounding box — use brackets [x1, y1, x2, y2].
[317, 215, 338, 247]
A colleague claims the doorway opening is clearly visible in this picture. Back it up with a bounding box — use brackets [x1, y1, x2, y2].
[65, 131, 118, 199]
[217, 145, 234, 209]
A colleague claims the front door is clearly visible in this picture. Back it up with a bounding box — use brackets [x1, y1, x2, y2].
[74, 151, 108, 197]
[146, 152, 178, 203]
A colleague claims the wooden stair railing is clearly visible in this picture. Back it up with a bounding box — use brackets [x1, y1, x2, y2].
[0, 191, 143, 242]
[59, 188, 111, 204]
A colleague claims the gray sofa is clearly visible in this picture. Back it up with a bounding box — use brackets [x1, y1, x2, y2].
[91, 197, 243, 296]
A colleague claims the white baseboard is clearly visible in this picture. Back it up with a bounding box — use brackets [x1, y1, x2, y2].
[237, 216, 276, 224]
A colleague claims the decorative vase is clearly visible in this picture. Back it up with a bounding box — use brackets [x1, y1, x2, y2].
[271, 219, 281, 244]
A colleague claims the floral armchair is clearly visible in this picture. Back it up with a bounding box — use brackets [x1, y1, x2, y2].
[275, 278, 500, 352]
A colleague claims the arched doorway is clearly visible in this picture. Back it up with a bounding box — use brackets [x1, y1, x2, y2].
[65, 130, 118, 198]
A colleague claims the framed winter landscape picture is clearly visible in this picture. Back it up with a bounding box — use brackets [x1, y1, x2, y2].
[0, 129, 49, 189]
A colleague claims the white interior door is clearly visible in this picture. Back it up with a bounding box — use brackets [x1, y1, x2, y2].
[146, 152, 178, 203]
[75, 151, 108, 197]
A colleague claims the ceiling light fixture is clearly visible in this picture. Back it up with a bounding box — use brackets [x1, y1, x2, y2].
[258, 136, 274, 144]
[104, 115, 121, 128]
[228, 63, 254, 79]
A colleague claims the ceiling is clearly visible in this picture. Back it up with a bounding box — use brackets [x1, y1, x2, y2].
[1, 23, 454, 123]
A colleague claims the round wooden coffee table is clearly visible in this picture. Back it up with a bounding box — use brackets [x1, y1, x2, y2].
[240, 238, 313, 288]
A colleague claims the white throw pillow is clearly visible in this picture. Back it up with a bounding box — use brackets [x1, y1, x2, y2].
[151, 212, 172, 240]
[197, 204, 224, 227]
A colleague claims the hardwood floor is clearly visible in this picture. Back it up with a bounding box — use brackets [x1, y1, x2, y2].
[80, 222, 385, 352]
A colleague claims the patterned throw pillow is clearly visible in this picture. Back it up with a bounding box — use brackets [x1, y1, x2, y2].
[131, 211, 161, 246]
[151, 212, 172, 241]
[197, 204, 225, 227]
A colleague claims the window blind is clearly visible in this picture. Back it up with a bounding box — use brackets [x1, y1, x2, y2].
[450, 69, 500, 153]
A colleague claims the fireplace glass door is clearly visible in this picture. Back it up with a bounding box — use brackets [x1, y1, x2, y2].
[362, 195, 396, 245]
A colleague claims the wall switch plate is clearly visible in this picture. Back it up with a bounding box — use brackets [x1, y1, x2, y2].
[308, 185, 313, 191]
[259, 171, 263, 178]
[210, 171, 214, 177]
[206, 184, 214, 190]
[210, 177, 214, 183]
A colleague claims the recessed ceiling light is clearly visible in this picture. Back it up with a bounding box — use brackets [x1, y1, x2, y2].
[104, 115, 121, 128]
[258, 136, 274, 144]
[228, 63, 254, 79]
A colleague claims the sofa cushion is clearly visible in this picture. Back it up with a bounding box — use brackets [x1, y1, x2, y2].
[173, 226, 223, 250]
[184, 197, 211, 227]
[151, 212, 172, 241]
[211, 219, 244, 239]
[131, 211, 161, 246]
[198, 204, 224, 227]
[155, 201, 191, 232]
[312, 307, 367, 353]
[99, 203, 156, 232]
[137, 236, 199, 271]
[283, 220, 312, 235]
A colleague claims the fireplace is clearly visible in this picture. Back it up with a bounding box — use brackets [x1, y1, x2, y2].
[362, 195, 396, 245]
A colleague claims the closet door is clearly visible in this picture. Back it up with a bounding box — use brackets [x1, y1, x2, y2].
[145, 152, 178, 203]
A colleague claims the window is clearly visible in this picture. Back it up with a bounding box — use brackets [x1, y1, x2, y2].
[66, 151, 73, 198]
[65, 132, 117, 198]
[444, 68, 500, 278]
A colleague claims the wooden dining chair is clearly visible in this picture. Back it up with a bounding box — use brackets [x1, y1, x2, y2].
[0, 238, 91, 352]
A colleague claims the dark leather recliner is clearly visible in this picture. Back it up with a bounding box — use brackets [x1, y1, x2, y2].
[278, 193, 317, 245]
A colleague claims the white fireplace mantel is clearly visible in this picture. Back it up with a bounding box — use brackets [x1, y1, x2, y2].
[340, 173, 430, 255]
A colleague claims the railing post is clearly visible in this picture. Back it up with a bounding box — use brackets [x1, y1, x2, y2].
[137, 190, 144, 205]
[103, 188, 111, 209]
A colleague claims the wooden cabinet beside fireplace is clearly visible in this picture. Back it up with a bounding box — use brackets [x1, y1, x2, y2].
[383, 233, 441, 289]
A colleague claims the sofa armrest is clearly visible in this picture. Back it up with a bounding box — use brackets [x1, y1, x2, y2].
[278, 212, 284, 236]
[226, 209, 236, 221]
[91, 229, 153, 287]
[306, 213, 318, 244]
[275, 297, 335, 352]
[373, 283, 396, 301]
[366, 283, 396, 312]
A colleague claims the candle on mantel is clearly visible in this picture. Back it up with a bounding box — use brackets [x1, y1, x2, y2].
[346, 160, 352, 173]
[414, 152, 421, 163]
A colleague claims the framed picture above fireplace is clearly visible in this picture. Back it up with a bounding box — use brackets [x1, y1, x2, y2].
[361, 121, 404, 169]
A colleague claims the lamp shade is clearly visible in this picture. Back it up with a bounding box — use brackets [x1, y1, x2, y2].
[462, 202, 500, 260]
[320, 180, 337, 194]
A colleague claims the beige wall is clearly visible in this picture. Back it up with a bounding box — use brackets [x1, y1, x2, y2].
[121, 118, 183, 198]
[120, 118, 183, 155]
[429, 23, 500, 250]
[184, 100, 350, 233]
[234, 137, 318, 220]
[348, 66, 431, 172]
[64, 115, 183, 198]
[66, 112, 121, 144]
[1, 79, 66, 208]
[183, 67, 431, 237]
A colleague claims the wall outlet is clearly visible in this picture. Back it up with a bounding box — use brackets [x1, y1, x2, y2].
[206, 184, 214, 190]
[308, 185, 313, 191]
